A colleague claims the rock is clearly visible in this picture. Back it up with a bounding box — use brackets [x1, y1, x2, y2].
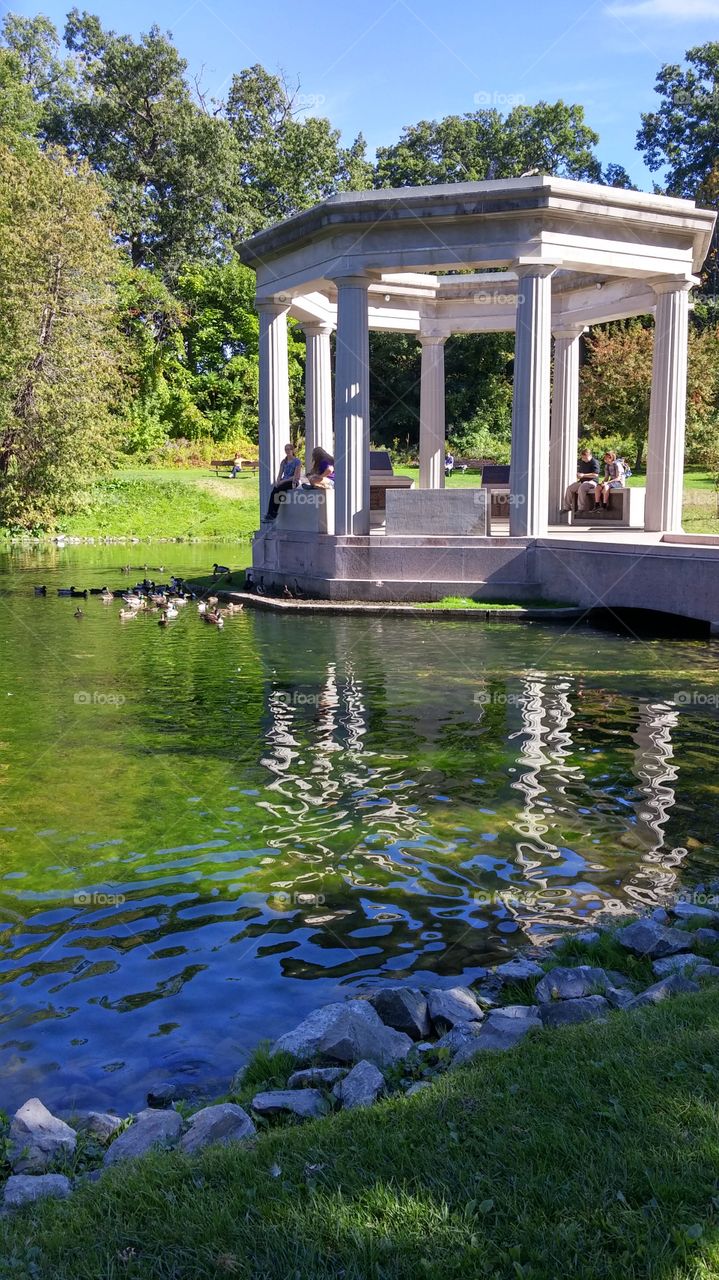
[251, 1089, 329, 1120]
[103, 1107, 182, 1165]
[333, 1060, 384, 1109]
[406, 1080, 432, 1097]
[471, 977, 503, 1008]
[369, 988, 430, 1040]
[605, 987, 636, 1009]
[695, 964, 719, 980]
[71, 1111, 123, 1143]
[146, 1083, 180, 1109]
[694, 928, 719, 946]
[652, 952, 703, 978]
[493, 1004, 542, 1021]
[450, 1009, 539, 1065]
[179, 1104, 255, 1154]
[3, 1174, 71, 1210]
[616, 919, 691, 959]
[651, 907, 670, 924]
[535, 966, 610, 1003]
[435, 1022, 485, 1055]
[413, 1041, 434, 1054]
[604, 969, 634, 991]
[426, 987, 484, 1032]
[540, 995, 609, 1028]
[668, 901, 719, 926]
[575, 930, 600, 945]
[493, 958, 544, 981]
[629, 974, 700, 1008]
[272, 1001, 413, 1068]
[9, 1098, 77, 1174]
[287, 1067, 348, 1089]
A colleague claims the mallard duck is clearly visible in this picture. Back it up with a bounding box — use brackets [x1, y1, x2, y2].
[223, 601, 243, 614]
[164, 604, 179, 619]
[207, 595, 219, 606]
[212, 563, 231, 576]
[204, 609, 224, 628]
[119, 608, 137, 621]
[74, 607, 84, 619]
[197, 601, 207, 614]
[99, 588, 114, 603]
[158, 611, 171, 627]
[122, 593, 144, 609]
[34, 585, 47, 596]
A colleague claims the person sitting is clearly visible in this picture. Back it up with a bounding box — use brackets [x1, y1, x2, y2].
[595, 450, 626, 509]
[303, 446, 334, 488]
[563, 449, 600, 513]
[266, 443, 302, 519]
[444, 450, 455, 478]
[230, 452, 243, 478]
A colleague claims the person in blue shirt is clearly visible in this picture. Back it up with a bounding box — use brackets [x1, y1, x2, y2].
[266, 443, 302, 519]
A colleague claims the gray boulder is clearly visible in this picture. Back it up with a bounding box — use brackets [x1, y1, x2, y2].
[629, 974, 700, 1008]
[535, 966, 610, 1003]
[3, 1173, 71, 1210]
[369, 988, 430, 1039]
[333, 1060, 384, 1109]
[426, 987, 484, 1032]
[694, 964, 719, 980]
[540, 995, 609, 1028]
[71, 1111, 123, 1143]
[616, 919, 691, 959]
[9, 1098, 77, 1174]
[251, 1089, 329, 1120]
[652, 952, 703, 978]
[406, 1080, 432, 1097]
[179, 1103, 255, 1154]
[272, 1000, 412, 1068]
[494, 958, 544, 981]
[605, 987, 636, 1009]
[492, 1004, 542, 1021]
[103, 1107, 182, 1165]
[435, 1022, 485, 1055]
[695, 928, 719, 946]
[450, 1009, 539, 1065]
[287, 1067, 347, 1089]
[575, 930, 601, 945]
[668, 901, 719, 926]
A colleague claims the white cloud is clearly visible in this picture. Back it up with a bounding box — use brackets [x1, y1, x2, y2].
[607, 0, 719, 18]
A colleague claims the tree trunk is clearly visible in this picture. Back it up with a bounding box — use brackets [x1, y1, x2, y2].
[2, 255, 64, 475]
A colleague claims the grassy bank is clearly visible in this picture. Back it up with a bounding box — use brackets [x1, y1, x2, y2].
[55, 468, 259, 540]
[4, 982, 719, 1278]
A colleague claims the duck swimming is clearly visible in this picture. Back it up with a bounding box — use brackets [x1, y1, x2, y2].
[119, 608, 137, 621]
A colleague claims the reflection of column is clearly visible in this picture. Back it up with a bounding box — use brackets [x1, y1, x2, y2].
[549, 326, 584, 523]
[419, 335, 446, 489]
[626, 700, 683, 907]
[303, 322, 334, 469]
[645, 281, 691, 533]
[509, 675, 556, 849]
[509, 265, 555, 536]
[257, 301, 290, 518]
[333, 276, 370, 536]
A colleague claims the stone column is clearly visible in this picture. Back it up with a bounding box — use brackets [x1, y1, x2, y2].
[257, 300, 290, 519]
[509, 266, 555, 537]
[549, 326, 584, 523]
[303, 321, 334, 469]
[418, 335, 447, 489]
[333, 275, 371, 536]
[645, 280, 692, 533]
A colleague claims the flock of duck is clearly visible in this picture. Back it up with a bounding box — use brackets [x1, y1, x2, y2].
[33, 564, 242, 629]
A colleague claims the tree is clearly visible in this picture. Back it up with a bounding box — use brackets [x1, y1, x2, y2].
[0, 47, 40, 150]
[225, 65, 372, 238]
[0, 143, 123, 527]
[374, 102, 606, 188]
[58, 10, 239, 277]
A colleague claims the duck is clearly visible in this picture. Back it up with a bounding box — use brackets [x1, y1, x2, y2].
[119, 608, 137, 621]
[99, 588, 114, 603]
[158, 611, 171, 627]
[223, 601, 243, 614]
[120, 565, 131, 574]
[212, 563, 231, 576]
[33, 585, 47, 596]
[197, 600, 208, 615]
[203, 609, 224, 628]
[70, 588, 88, 599]
[164, 604, 179, 620]
[282, 584, 294, 600]
[74, 607, 84, 619]
[206, 595, 219, 606]
[122, 593, 144, 609]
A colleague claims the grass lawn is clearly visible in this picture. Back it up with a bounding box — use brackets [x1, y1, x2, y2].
[4, 980, 719, 1279]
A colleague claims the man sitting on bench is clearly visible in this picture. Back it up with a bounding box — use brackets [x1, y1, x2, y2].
[563, 449, 600, 514]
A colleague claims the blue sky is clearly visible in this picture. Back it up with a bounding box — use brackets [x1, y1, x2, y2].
[11, 0, 719, 186]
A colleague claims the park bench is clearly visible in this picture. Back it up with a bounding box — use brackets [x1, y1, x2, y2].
[369, 450, 413, 525]
[453, 456, 497, 474]
[211, 458, 259, 476]
[480, 463, 511, 520]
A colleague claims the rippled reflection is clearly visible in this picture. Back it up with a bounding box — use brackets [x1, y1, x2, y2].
[0, 545, 718, 1109]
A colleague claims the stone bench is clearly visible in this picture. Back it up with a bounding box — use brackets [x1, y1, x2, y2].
[571, 486, 645, 529]
[386, 488, 489, 535]
[274, 487, 335, 534]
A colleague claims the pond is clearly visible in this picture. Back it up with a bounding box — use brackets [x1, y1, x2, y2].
[1, 540, 718, 1113]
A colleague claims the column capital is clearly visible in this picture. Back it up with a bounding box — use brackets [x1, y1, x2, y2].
[513, 259, 561, 280]
[331, 272, 371, 290]
[301, 319, 335, 337]
[418, 332, 448, 346]
[648, 277, 695, 297]
[256, 297, 290, 316]
[552, 323, 587, 340]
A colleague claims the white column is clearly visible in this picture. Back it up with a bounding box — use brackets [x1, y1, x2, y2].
[333, 275, 370, 536]
[303, 321, 334, 469]
[645, 281, 692, 534]
[257, 300, 290, 519]
[509, 266, 555, 537]
[549, 326, 584, 523]
[419, 335, 447, 489]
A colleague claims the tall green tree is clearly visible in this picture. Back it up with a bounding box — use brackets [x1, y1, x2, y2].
[0, 141, 123, 527]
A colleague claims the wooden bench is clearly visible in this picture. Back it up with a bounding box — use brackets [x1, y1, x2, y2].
[211, 458, 259, 476]
[480, 464, 511, 521]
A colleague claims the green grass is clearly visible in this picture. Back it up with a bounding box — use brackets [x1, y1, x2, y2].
[54, 468, 260, 540]
[417, 597, 574, 611]
[6, 986, 719, 1278]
